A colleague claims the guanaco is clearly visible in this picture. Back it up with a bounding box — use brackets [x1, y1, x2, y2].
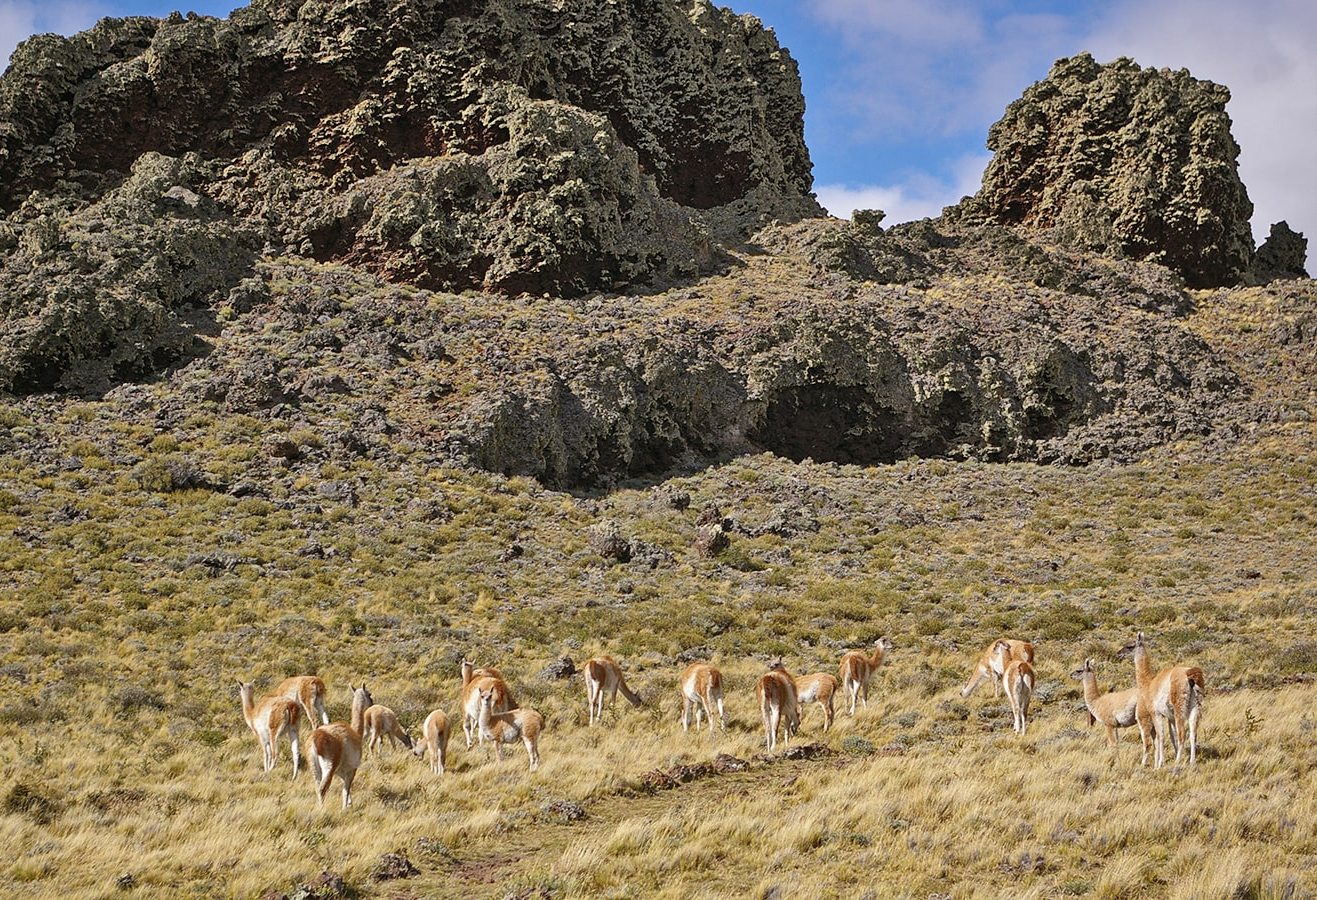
[1124, 632, 1205, 768]
[757, 661, 799, 751]
[961, 639, 1035, 698]
[411, 710, 450, 775]
[460, 659, 515, 749]
[1069, 659, 1139, 750]
[680, 662, 725, 734]
[584, 655, 642, 726]
[237, 682, 301, 777]
[476, 687, 544, 771]
[307, 683, 373, 809]
[794, 672, 838, 732]
[275, 675, 330, 725]
[839, 637, 894, 715]
[995, 641, 1034, 735]
[362, 704, 414, 755]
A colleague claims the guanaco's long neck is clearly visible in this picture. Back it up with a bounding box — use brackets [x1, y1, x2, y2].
[1133, 645, 1154, 688]
[461, 662, 473, 687]
[239, 690, 257, 724]
[1080, 671, 1100, 706]
[350, 691, 367, 733]
[868, 648, 884, 668]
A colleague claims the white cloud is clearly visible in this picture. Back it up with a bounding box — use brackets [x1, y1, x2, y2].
[1, 0, 103, 71]
[1084, 0, 1317, 247]
[817, 153, 990, 224]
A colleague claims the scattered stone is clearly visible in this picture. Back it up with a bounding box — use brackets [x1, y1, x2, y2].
[538, 656, 576, 681]
[693, 523, 730, 558]
[115, 873, 135, 890]
[499, 543, 524, 562]
[369, 851, 418, 882]
[539, 799, 587, 824]
[712, 753, 749, 773]
[779, 742, 831, 761]
[587, 521, 632, 564]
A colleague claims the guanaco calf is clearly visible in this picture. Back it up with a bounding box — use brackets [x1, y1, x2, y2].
[961, 639, 1035, 698]
[411, 710, 450, 775]
[237, 682, 301, 777]
[679, 662, 725, 734]
[1069, 659, 1139, 750]
[363, 704, 414, 755]
[460, 659, 515, 749]
[757, 661, 799, 751]
[275, 675, 330, 725]
[1124, 632, 1205, 768]
[794, 672, 838, 732]
[584, 655, 642, 726]
[307, 684, 373, 809]
[839, 637, 894, 715]
[476, 687, 544, 771]
[994, 641, 1034, 735]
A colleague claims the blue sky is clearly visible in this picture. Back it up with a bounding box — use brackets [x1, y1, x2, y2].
[3, 0, 1315, 245]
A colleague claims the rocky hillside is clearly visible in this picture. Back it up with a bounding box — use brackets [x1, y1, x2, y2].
[0, 5, 1311, 487]
[0, 0, 817, 391]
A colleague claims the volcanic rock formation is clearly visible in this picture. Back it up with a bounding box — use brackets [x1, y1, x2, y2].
[0, 0, 818, 391]
[954, 53, 1256, 289]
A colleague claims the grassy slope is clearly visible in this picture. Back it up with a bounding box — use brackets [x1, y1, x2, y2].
[0, 273, 1314, 898]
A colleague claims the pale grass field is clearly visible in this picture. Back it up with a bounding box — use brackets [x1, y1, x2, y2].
[3, 647, 1313, 898]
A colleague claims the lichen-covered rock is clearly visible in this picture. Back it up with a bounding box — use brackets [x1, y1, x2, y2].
[953, 53, 1255, 288]
[0, 0, 818, 309]
[1248, 221, 1309, 284]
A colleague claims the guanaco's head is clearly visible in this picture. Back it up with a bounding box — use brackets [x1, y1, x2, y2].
[991, 639, 1012, 659]
[876, 636, 894, 653]
[478, 687, 494, 710]
[1116, 631, 1145, 659]
[768, 659, 786, 672]
[236, 681, 254, 701]
[350, 682, 374, 709]
[1068, 659, 1094, 681]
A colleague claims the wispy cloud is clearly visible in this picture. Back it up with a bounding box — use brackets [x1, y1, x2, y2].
[1, 0, 103, 71]
[1084, 0, 1317, 245]
[817, 153, 990, 224]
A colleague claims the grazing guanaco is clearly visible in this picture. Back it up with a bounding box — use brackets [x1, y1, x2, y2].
[1069, 659, 1139, 750]
[793, 672, 838, 732]
[839, 637, 894, 715]
[460, 659, 515, 750]
[307, 684, 373, 809]
[237, 682, 301, 777]
[961, 639, 1035, 698]
[679, 662, 725, 734]
[757, 661, 799, 751]
[1124, 632, 1206, 768]
[995, 641, 1034, 735]
[362, 704, 414, 755]
[275, 675, 330, 725]
[584, 655, 643, 726]
[411, 710, 450, 775]
[476, 687, 544, 771]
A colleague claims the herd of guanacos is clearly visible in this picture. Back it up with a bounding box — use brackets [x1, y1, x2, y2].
[237, 630, 1205, 809]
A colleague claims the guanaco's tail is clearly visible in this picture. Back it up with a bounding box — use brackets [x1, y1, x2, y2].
[310, 731, 340, 802]
[706, 669, 722, 706]
[1186, 667, 1206, 700]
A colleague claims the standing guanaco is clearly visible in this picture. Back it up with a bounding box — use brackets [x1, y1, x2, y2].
[584, 655, 643, 726]
[994, 641, 1034, 735]
[757, 661, 799, 751]
[476, 687, 544, 771]
[1123, 632, 1205, 768]
[680, 662, 725, 734]
[411, 710, 450, 775]
[274, 675, 330, 726]
[460, 659, 515, 750]
[362, 704, 414, 755]
[237, 682, 301, 777]
[307, 684, 373, 809]
[961, 639, 1035, 698]
[1069, 659, 1139, 751]
[839, 637, 894, 715]
[793, 672, 838, 732]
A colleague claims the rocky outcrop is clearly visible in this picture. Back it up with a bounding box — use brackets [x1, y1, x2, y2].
[1248, 221, 1309, 284]
[953, 53, 1255, 289]
[0, 0, 819, 390]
